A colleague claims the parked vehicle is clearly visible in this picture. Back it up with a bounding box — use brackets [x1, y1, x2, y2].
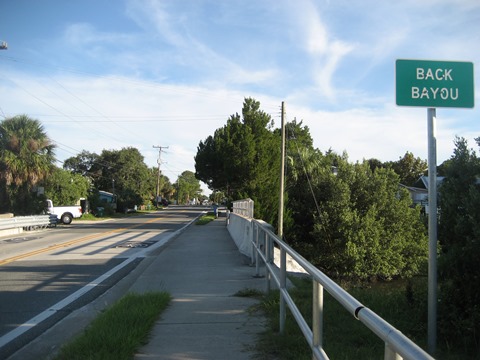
[98, 190, 117, 211]
[45, 199, 83, 225]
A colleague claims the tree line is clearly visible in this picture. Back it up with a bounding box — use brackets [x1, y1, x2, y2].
[0, 115, 203, 216]
[195, 98, 479, 354]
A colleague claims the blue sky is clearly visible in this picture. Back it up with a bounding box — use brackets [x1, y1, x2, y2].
[1, 0, 479, 194]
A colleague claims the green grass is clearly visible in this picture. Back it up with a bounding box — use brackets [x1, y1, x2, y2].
[234, 288, 264, 298]
[54, 292, 171, 360]
[78, 209, 157, 221]
[79, 213, 99, 221]
[255, 277, 469, 360]
[195, 212, 216, 225]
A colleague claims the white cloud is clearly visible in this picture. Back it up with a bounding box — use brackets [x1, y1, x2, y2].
[289, 102, 478, 165]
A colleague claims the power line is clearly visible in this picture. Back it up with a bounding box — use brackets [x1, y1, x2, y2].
[28, 114, 228, 122]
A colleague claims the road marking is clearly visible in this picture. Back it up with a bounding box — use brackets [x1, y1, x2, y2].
[0, 255, 139, 349]
[0, 216, 162, 266]
[0, 216, 197, 350]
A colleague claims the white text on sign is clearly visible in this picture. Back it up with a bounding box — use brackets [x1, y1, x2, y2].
[412, 67, 457, 101]
[416, 68, 453, 81]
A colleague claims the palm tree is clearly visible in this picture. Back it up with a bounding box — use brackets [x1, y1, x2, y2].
[0, 115, 56, 214]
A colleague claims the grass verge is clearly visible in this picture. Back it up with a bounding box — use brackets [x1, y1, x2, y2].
[255, 277, 468, 360]
[78, 213, 99, 221]
[54, 292, 171, 360]
[196, 212, 216, 225]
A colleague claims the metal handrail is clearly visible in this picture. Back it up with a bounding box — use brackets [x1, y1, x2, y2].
[251, 219, 434, 360]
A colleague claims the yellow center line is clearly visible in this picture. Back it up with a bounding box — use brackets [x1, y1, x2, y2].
[0, 216, 164, 266]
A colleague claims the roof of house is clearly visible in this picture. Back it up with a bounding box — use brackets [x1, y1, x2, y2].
[412, 175, 445, 189]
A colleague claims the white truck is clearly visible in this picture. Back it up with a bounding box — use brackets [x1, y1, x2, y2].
[45, 199, 83, 225]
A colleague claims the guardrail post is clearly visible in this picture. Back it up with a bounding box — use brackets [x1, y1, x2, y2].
[312, 280, 324, 359]
[255, 224, 261, 276]
[280, 247, 287, 333]
[251, 222, 256, 267]
[384, 343, 402, 360]
[265, 232, 271, 293]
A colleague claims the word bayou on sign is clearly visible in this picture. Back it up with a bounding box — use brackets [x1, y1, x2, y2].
[396, 59, 474, 108]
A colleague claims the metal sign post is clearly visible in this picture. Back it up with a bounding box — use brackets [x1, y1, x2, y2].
[396, 59, 474, 355]
[427, 108, 437, 354]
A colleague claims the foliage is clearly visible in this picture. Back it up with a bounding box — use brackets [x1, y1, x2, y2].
[64, 147, 166, 211]
[63, 150, 100, 179]
[195, 212, 215, 225]
[152, 167, 174, 203]
[195, 98, 313, 225]
[256, 277, 468, 359]
[437, 136, 480, 353]
[176, 170, 201, 204]
[367, 152, 427, 186]
[196, 98, 427, 281]
[78, 213, 98, 221]
[43, 167, 90, 205]
[385, 151, 428, 186]
[0, 115, 56, 214]
[286, 149, 428, 281]
[210, 190, 226, 204]
[96, 148, 152, 210]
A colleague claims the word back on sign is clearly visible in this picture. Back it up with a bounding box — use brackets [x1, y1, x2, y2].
[396, 59, 474, 108]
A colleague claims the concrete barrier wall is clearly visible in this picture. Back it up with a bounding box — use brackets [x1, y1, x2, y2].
[227, 213, 307, 274]
[0, 227, 23, 238]
[226, 212, 253, 258]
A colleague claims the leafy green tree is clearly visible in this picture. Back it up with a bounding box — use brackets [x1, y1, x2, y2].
[195, 98, 283, 224]
[196, 98, 428, 281]
[147, 167, 174, 205]
[385, 151, 427, 186]
[43, 167, 90, 205]
[437, 136, 480, 351]
[63, 148, 173, 210]
[0, 115, 56, 214]
[366, 158, 385, 172]
[286, 149, 428, 281]
[195, 112, 257, 195]
[210, 190, 226, 204]
[176, 170, 201, 204]
[159, 173, 174, 201]
[93, 147, 153, 211]
[63, 150, 101, 181]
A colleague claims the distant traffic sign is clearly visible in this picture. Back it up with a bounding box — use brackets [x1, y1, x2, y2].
[396, 59, 474, 108]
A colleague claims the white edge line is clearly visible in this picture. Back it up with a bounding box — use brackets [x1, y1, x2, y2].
[0, 215, 200, 349]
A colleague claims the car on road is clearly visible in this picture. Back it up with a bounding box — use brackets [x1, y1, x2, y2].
[45, 199, 83, 225]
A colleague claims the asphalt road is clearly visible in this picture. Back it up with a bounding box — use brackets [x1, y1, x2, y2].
[0, 206, 205, 358]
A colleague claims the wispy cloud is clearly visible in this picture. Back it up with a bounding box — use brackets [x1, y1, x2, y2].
[288, 0, 354, 101]
[126, 0, 187, 48]
[123, 0, 281, 87]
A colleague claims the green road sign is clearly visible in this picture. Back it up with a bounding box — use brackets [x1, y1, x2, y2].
[396, 59, 474, 108]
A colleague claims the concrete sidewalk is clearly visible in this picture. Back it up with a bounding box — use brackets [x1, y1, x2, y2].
[131, 217, 266, 359]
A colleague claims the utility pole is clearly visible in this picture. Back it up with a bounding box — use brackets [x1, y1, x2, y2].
[278, 101, 287, 333]
[153, 145, 168, 207]
[278, 101, 285, 238]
